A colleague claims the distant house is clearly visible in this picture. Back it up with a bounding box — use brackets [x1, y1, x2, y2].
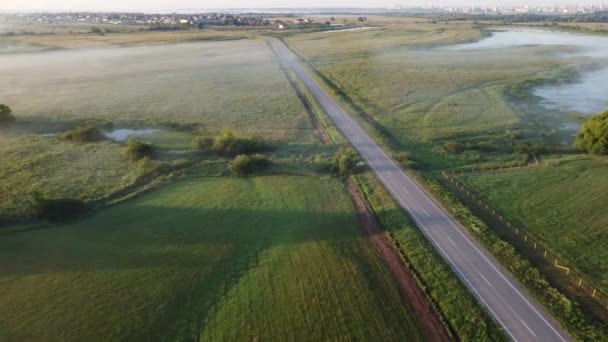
[293, 18, 305, 24]
[277, 24, 285, 30]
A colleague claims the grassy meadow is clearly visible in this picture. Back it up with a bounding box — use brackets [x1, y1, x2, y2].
[459, 156, 608, 292]
[0, 175, 425, 341]
[0, 37, 317, 221]
[285, 22, 590, 169]
[0, 28, 434, 341]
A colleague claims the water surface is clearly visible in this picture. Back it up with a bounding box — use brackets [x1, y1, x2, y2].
[103, 129, 162, 142]
[449, 29, 608, 115]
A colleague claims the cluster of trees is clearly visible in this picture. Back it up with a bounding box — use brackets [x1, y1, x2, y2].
[62, 125, 103, 143]
[0, 104, 15, 125]
[330, 148, 361, 177]
[192, 129, 269, 156]
[575, 111, 608, 155]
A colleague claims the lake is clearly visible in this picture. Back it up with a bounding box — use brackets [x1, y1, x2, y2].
[448, 28, 608, 115]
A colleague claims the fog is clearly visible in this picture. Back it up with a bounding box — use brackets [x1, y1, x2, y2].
[449, 28, 608, 114]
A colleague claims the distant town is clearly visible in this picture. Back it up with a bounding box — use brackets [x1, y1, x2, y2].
[3, 4, 608, 30]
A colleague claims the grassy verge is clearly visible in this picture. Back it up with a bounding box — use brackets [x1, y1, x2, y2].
[354, 173, 505, 341]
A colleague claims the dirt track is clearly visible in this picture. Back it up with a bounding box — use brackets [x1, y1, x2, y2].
[346, 180, 452, 342]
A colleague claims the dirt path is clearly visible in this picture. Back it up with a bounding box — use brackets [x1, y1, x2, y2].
[346, 179, 453, 342]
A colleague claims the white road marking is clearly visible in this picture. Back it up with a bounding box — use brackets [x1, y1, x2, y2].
[479, 272, 492, 287]
[421, 207, 430, 217]
[446, 236, 457, 247]
[521, 319, 537, 337]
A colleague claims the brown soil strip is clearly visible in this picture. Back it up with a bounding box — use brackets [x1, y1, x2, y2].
[346, 179, 453, 342]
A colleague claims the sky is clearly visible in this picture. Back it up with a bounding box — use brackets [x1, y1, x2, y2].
[0, 0, 600, 12]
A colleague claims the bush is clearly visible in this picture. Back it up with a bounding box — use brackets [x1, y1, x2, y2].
[0, 104, 15, 125]
[192, 136, 214, 152]
[62, 125, 103, 143]
[443, 142, 464, 154]
[212, 129, 268, 156]
[33, 193, 88, 222]
[474, 141, 497, 153]
[229, 154, 271, 176]
[332, 148, 360, 177]
[125, 138, 155, 161]
[575, 111, 608, 155]
[394, 152, 417, 169]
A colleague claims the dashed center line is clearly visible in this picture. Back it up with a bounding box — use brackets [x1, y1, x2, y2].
[446, 236, 457, 247]
[521, 319, 537, 337]
[479, 272, 492, 287]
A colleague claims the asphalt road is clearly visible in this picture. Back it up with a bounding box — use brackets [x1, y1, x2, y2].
[268, 37, 572, 342]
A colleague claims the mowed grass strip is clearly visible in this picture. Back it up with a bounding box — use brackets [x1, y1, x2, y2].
[459, 156, 608, 292]
[0, 175, 425, 341]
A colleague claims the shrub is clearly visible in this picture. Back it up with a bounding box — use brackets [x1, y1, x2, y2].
[62, 125, 103, 143]
[192, 136, 214, 152]
[575, 111, 608, 155]
[125, 138, 155, 161]
[0, 104, 15, 125]
[394, 152, 418, 169]
[212, 129, 268, 156]
[443, 142, 464, 154]
[332, 148, 360, 177]
[33, 193, 88, 222]
[229, 154, 271, 176]
[474, 142, 497, 153]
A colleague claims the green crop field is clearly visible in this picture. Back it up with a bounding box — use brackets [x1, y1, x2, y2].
[459, 156, 608, 292]
[0, 175, 425, 341]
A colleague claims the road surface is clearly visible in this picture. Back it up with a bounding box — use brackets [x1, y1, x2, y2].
[268, 37, 572, 342]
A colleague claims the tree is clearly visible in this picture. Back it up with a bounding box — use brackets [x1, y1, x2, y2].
[192, 136, 214, 152]
[0, 104, 15, 124]
[229, 154, 270, 176]
[330, 17, 336, 22]
[575, 111, 608, 155]
[332, 148, 360, 177]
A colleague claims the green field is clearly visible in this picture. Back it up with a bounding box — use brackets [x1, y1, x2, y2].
[285, 23, 589, 169]
[459, 156, 608, 292]
[0, 175, 425, 341]
[0, 37, 317, 221]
